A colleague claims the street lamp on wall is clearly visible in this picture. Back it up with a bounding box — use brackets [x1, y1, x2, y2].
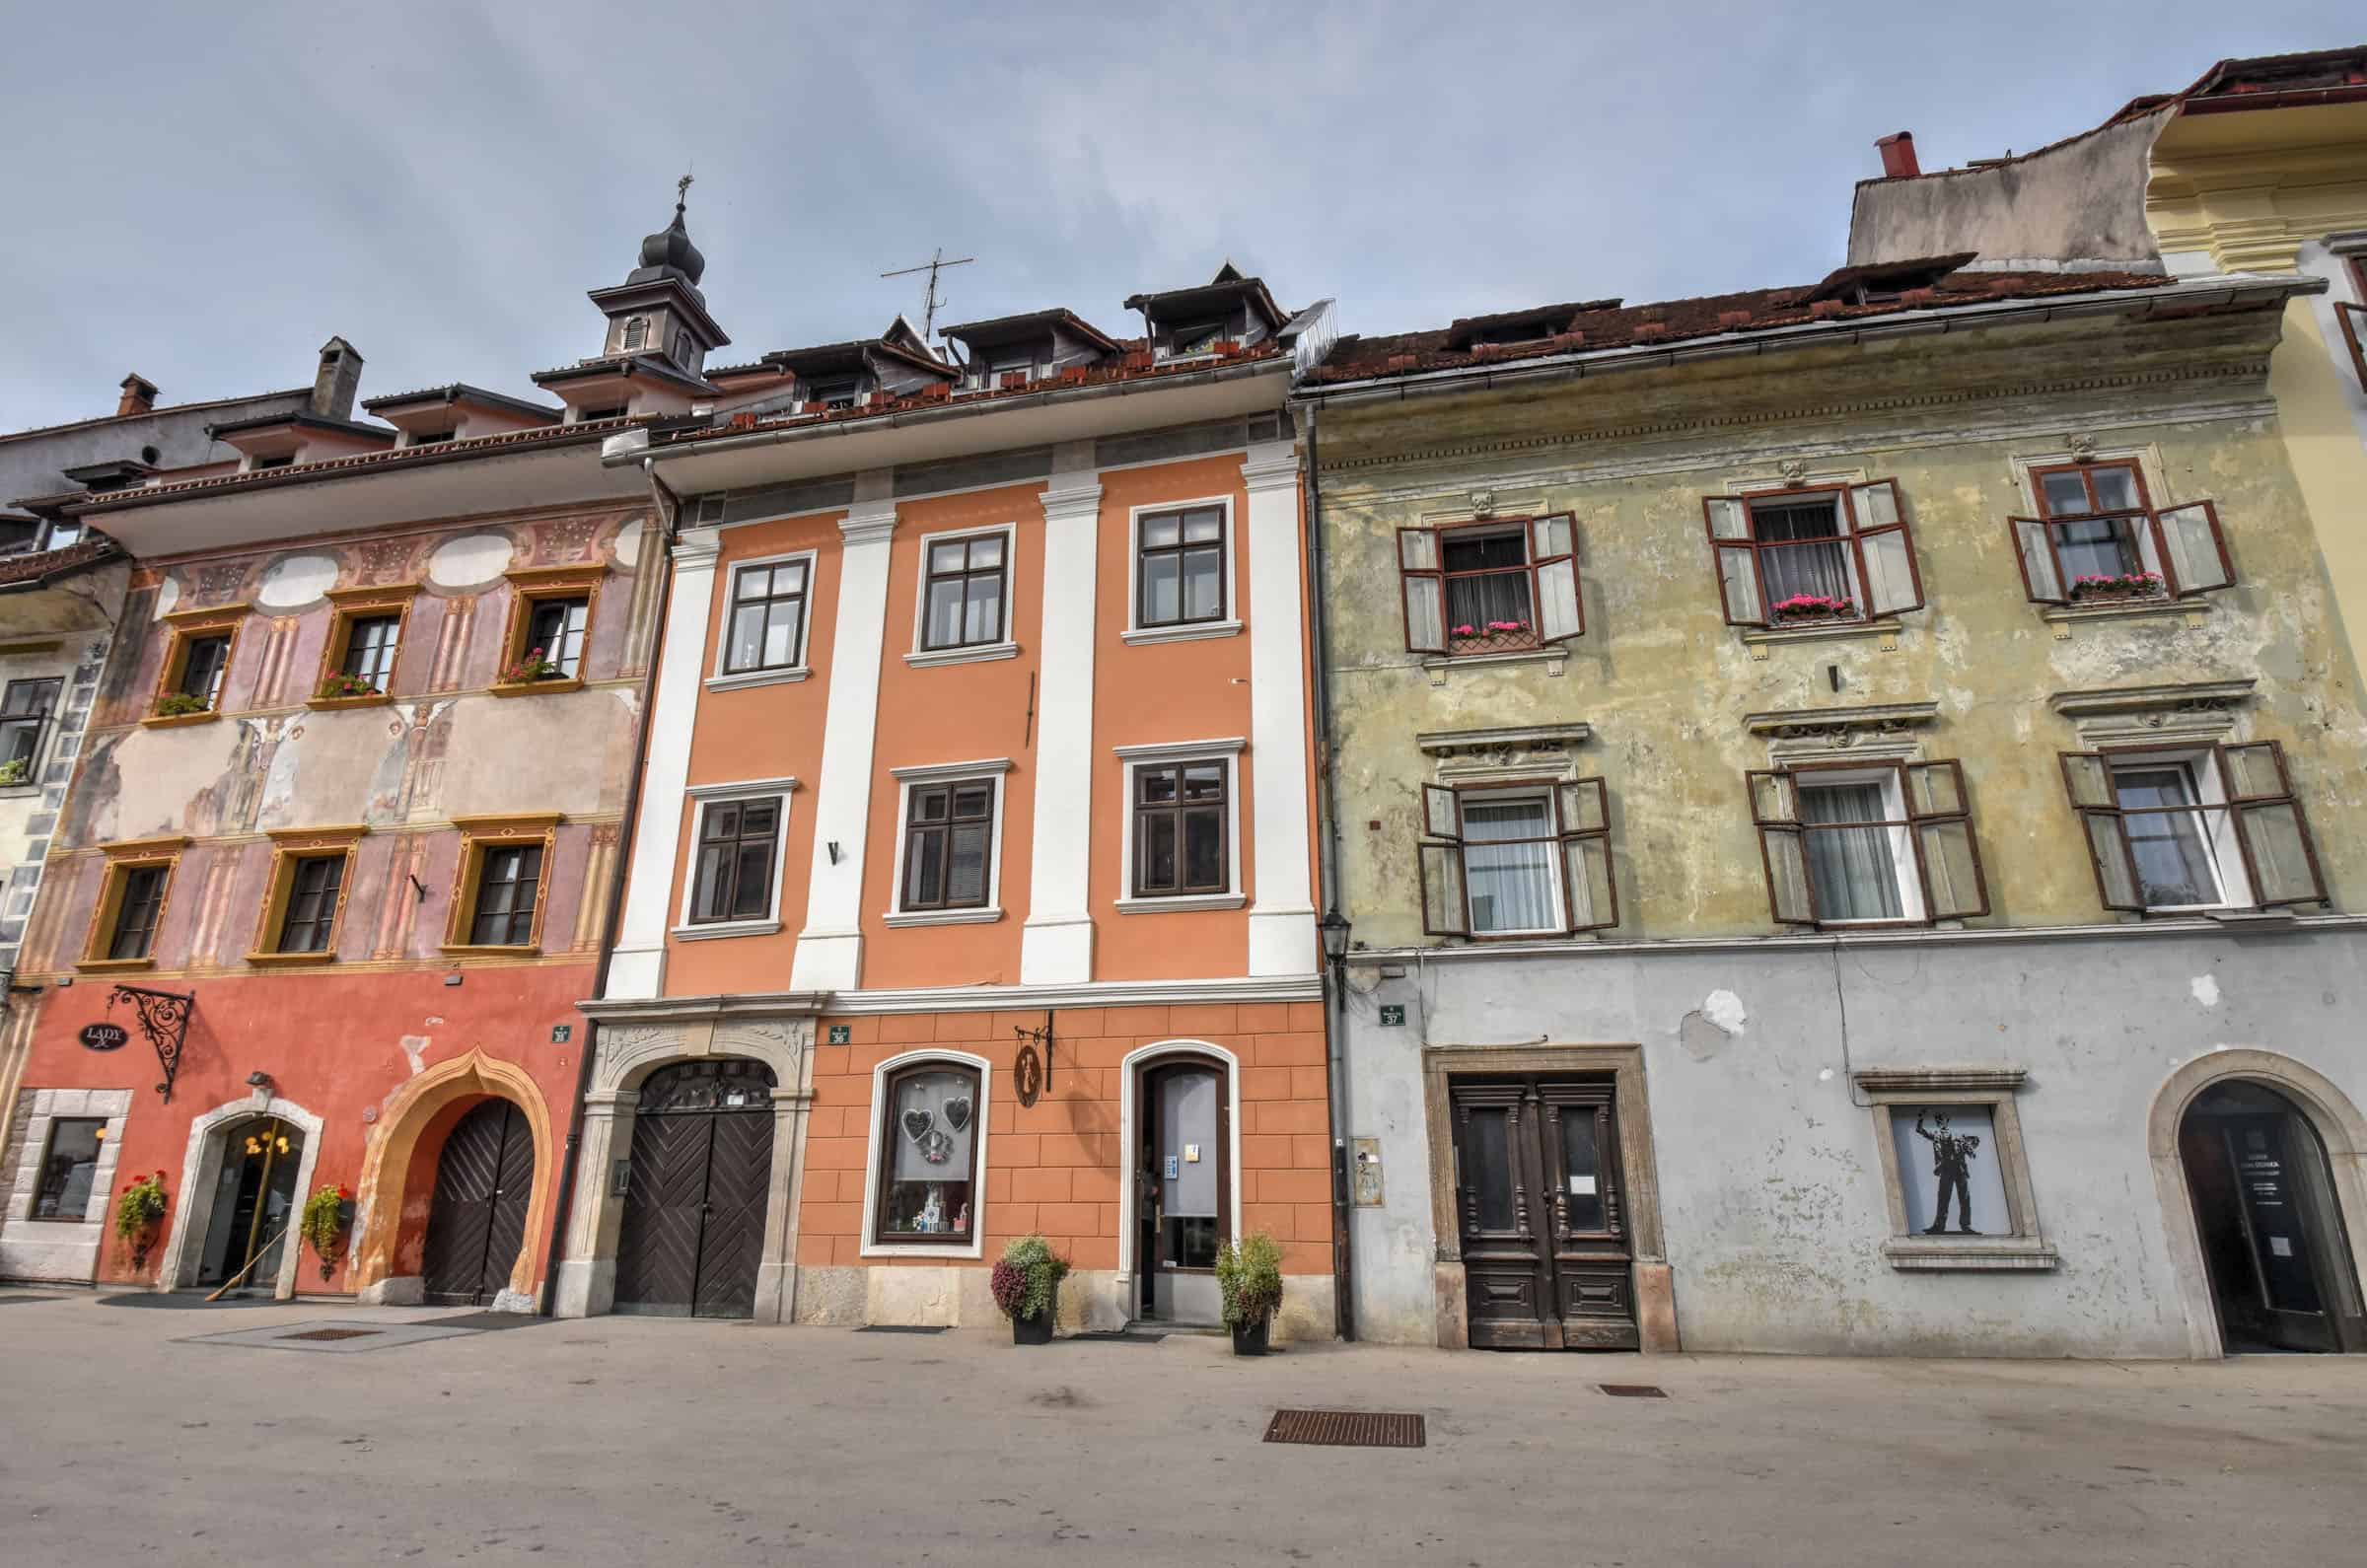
[1318, 906, 1352, 1013]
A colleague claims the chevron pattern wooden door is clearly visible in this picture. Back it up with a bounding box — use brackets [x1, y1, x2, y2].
[614, 1112, 713, 1316]
[612, 1061, 779, 1319]
[692, 1110, 774, 1319]
[421, 1100, 538, 1308]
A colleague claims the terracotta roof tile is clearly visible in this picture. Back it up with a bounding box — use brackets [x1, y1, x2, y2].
[0, 536, 119, 588]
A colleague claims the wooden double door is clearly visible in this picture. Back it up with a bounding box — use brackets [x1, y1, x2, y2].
[613, 1060, 777, 1319]
[1449, 1076, 1638, 1350]
[421, 1099, 537, 1308]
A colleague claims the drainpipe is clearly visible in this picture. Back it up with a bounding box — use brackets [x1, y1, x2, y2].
[1299, 400, 1356, 1342]
[538, 460, 682, 1317]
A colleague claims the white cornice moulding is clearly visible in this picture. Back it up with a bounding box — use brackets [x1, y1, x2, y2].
[1112, 737, 1247, 761]
[839, 502, 897, 546]
[704, 667, 811, 691]
[671, 527, 722, 566]
[671, 918, 784, 942]
[1240, 439, 1300, 490]
[1040, 479, 1105, 520]
[685, 775, 802, 800]
[2046, 678, 2257, 718]
[889, 755, 1015, 783]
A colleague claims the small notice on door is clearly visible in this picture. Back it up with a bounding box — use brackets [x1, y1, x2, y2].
[1165, 1155, 1179, 1179]
[1184, 1143, 1200, 1164]
[2269, 1235, 2294, 1257]
[1570, 1175, 1598, 1196]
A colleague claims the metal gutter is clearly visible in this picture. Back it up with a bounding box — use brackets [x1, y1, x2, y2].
[1293, 275, 2324, 411]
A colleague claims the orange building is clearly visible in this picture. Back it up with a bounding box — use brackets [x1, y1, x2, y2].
[559, 269, 1344, 1336]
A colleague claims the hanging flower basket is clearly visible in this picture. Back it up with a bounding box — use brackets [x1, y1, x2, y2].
[114, 1171, 170, 1272]
[2069, 572, 2166, 604]
[299, 1183, 357, 1282]
[1769, 594, 1858, 624]
[1447, 619, 1540, 656]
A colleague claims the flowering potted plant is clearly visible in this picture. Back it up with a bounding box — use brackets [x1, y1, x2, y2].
[1447, 618, 1538, 655]
[1769, 593, 1857, 624]
[2069, 571, 2166, 604]
[315, 671, 381, 700]
[299, 1182, 357, 1282]
[0, 757, 29, 787]
[1215, 1231, 1284, 1356]
[152, 691, 210, 718]
[499, 646, 567, 684]
[115, 1170, 170, 1271]
[989, 1234, 1069, 1345]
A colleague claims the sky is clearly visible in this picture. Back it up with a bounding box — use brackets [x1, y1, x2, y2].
[1, 1, 2358, 433]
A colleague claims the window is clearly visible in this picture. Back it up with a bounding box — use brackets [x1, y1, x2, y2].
[804, 376, 860, 410]
[721, 557, 810, 675]
[687, 796, 781, 925]
[1704, 482, 1922, 627]
[278, 855, 345, 953]
[468, 845, 541, 946]
[1399, 515, 1583, 656]
[315, 585, 416, 701]
[621, 317, 648, 352]
[108, 865, 170, 961]
[1855, 1068, 2054, 1271]
[413, 429, 457, 447]
[40, 520, 84, 550]
[442, 813, 562, 952]
[2337, 257, 2367, 392]
[1749, 760, 1988, 927]
[1161, 321, 1225, 358]
[251, 455, 295, 470]
[918, 532, 1008, 652]
[985, 355, 1036, 387]
[1419, 779, 1615, 937]
[1136, 505, 1226, 628]
[899, 778, 996, 911]
[872, 1061, 982, 1246]
[78, 836, 186, 971]
[0, 677, 62, 781]
[339, 615, 400, 689]
[152, 605, 246, 721]
[527, 599, 588, 677]
[248, 825, 365, 964]
[498, 564, 604, 690]
[31, 1118, 106, 1222]
[2060, 744, 2325, 912]
[179, 635, 232, 704]
[1132, 759, 1229, 897]
[2010, 461, 2233, 605]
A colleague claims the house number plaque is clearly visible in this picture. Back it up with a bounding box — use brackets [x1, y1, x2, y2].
[1378, 1005, 1405, 1027]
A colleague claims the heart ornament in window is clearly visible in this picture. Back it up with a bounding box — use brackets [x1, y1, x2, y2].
[941, 1096, 972, 1134]
[900, 1107, 936, 1147]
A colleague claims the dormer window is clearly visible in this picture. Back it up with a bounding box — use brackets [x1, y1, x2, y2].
[578, 404, 629, 423]
[1161, 321, 1226, 359]
[621, 317, 649, 352]
[251, 455, 295, 470]
[805, 376, 861, 410]
[983, 355, 1036, 388]
[412, 430, 457, 448]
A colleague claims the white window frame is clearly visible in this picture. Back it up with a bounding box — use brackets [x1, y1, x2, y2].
[1113, 738, 1247, 912]
[884, 757, 1012, 926]
[672, 777, 800, 940]
[858, 1047, 992, 1260]
[1791, 765, 1928, 925]
[706, 548, 818, 691]
[1123, 495, 1242, 644]
[904, 521, 1021, 668]
[1456, 783, 1566, 938]
[2105, 748, 2254, 911]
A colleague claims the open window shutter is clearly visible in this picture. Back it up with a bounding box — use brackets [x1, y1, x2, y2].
[2337, 303, 2367, 392]
[1703, 498, 1763, 625]
[1903, 759, 1988, 920]
[1530, 514, 1584, 644]
[1747, 769, 1815, 924]
[1421, 782, 1461, 841]
[2216, 742, 2327, 907]
[1846, 480, 1924, 617]
[2009, 518, 2067, 604]
[1555, 778, 1616, 932]
[1399, 528, 1445, 654]
[2058, 751, 2142, 911]
[1418, 782, 1469, 935]
[2157, 501, 2234, 597]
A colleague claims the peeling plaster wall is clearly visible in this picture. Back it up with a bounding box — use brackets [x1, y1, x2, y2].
[1845, 112, 2169, 269]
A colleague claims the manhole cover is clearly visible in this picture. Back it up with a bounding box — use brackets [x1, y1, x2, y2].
[1263, 1409, 1425, 1448]
[280, 1327, 384, 1342]
[1599, 1384, 1667, 1398]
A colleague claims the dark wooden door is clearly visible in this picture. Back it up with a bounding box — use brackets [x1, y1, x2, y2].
[421, 1100, 536, 1308]
[2185, 1107, 2365, 1353]
[1450, 1076, 1637, 1351]
[613, 1060, 777, 1319]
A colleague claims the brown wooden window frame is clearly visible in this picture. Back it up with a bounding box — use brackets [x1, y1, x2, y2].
[2009, 460, 2234, 606]
[246, 824, 367, 966]
[718, 554, 813, 676]
[314, 583, 419, 705]
[1399, 514, 1585, 658]
[442, 812, 563, 954]
[869, 1057, 986, 1249]
[77, 835, 190, 973]
[1702, 481, 1924, 628]
[1747, 759, 1989, 929]
[681, 793, 786, 929]
[2337, 256, 2367, 393]
[896, 774, 1000, 915]
[148, 603, 249, 725]
[1418, 777, 1616, 939]
[1133, 503, 1230, 630]
[2058, 742, 2326, 914]
[1129, 757, 1231, 899]
[915, 529, 1012, 654]
[0, 676, 63, 783]
[495, 563, 605, 693]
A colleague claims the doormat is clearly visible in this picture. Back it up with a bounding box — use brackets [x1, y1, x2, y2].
[281, 1327, 384, 1342]
[1599, 1384, 1668, 1398]
[1263, 1409, 1426, 1449]
[1066, 1330, 1167, 1344]
[0, 1294, 64, 1306]
[427, 1312, 549, 1331]
[855, 1324, 947, 1334]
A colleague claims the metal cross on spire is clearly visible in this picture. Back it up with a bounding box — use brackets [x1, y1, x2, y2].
[676, 170, 694, 215]
[881, 246, 976, 349]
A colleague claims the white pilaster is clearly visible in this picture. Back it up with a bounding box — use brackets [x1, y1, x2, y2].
[606, 525, 721, 1000]
[1020, 474, 1104, 984]
[1241, 440, 1319, 976]
[790, 499, 898, 991]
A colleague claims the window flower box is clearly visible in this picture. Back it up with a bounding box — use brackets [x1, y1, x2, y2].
[149, 691, 214, 721]
[0, 757, 28, 787]
[1769, 594, 1859, 624]
[314, 672, 382, 701]
[1447, 619, 1541, 656]
[2068, 572, 2167, 604]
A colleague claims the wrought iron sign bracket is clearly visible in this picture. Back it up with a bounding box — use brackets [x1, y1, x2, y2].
[108, 983, 196, 1104]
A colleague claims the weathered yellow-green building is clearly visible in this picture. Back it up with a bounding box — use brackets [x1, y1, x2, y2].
[1298, 260, 2367, 1359]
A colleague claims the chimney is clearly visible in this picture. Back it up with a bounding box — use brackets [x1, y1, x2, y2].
[1876, 131, 1920, 179]
[115, 374, 159, 418]
[312, 336, 364, 421]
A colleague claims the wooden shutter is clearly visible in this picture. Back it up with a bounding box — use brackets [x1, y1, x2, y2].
[2337, 303, 2367, 392]
[2155, 501, 2234, 597]
[1555, 778, 1616, 933]
[2009, 517, 2067, 604]
[1845, 480, 1924, 617]
[1530, 514, 1584, 645]
[1903, 759, 1988, 920]
[1747, 769, 1815, 924]
[1399, 528, 1445, 654]
[2214, 742, 2327, 907]
[2058, 751, 2142, 911]
[1702, 498, 1763, 625]
[1417, 783, 1469, 937]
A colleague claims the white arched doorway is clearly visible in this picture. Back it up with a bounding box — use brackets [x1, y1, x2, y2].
[1118, 1039, 1244, 1325]
[157, 1094, 324, 1301]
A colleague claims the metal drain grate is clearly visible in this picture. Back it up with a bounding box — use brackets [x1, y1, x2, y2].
[1263, 1409, 1426, 1448]
[279, 1327, 384, 1342]
[1599, 1383, 1667, 1398]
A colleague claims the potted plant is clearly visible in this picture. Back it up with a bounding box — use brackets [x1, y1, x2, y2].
[1447, 618, 1539, 655]
[1769, 593, 1857, 624]
[1215, 1231, 1284, 1355]
[989, 1234, 1069, 1344]
[315, 671, 381, 700]
[152, 691, 210, 718]
[0, 756, 29, 787]
[2069, 571, 2166, 603]
[114, 1170, 170, 1272]
[499, 647, 567, 685]
[299, 1182, 357, 1281]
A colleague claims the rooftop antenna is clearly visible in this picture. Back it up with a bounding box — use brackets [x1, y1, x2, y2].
[881, 247, 975, 353]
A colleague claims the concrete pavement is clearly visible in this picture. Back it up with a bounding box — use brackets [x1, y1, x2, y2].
[1, 1290, 2362, 1566]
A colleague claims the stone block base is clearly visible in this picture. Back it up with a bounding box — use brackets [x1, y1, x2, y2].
[358, 1273, 425, 1306]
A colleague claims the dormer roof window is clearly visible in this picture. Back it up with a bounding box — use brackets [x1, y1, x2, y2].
[1125, 262, 1289, 359]
[943, 309, 1119, 387]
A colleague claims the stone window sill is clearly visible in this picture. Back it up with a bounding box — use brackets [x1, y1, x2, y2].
[1739, 618, 1902, 656]
[2040, 599, 2210, 637]
[705, 668, 811, 692]
[1881, 1236, 2059, 1272]
[883, 907, 1003, 927]
[671, 919, 783, 942]
[74, 957, 154, 974]
[1115, 892, 1247, 913]
[904, 641, 1020, 670]
[1420, 647, 1568, 683]
[437, 944, 540, 959]
[244, 950, 339, 968]
[1122, 620, 1242, 646]
[142, 709, 221, 729]
[0, 784, 39, 800]
[488, 677, 585, 698]
[307, 692, 394, 711]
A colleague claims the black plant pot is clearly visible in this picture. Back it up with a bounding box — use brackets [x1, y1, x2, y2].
[1231, 1317, 1271, 1356]
[1012, 1310, 1053, 1345]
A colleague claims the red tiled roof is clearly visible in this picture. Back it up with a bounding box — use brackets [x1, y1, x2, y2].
[1311, 268, 2178, 385]
[0, 536, 119, 589]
